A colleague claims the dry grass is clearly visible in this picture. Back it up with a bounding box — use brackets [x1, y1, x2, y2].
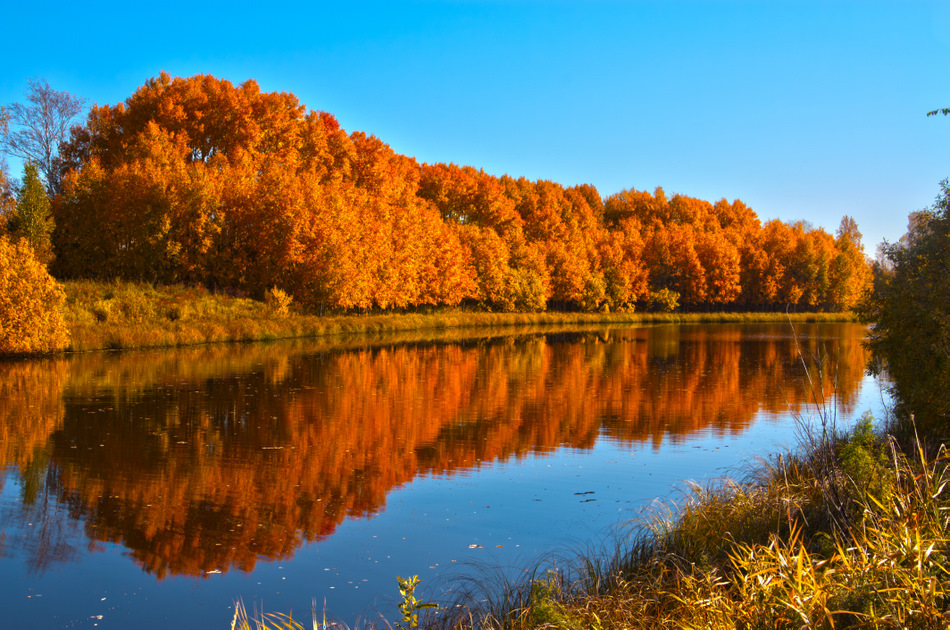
[61, 279, 857, 353]
[231, 599, 348, 630]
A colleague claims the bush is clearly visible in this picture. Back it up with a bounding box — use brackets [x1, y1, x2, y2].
[265, 286, 293, 317]
[839, 412, 891, 503]
[646, 288, 680, 313]
[91, 299, 112, 322]
[0, 236, 69, 354]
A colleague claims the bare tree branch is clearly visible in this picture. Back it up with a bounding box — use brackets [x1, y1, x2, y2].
[0, 78, 87, 194]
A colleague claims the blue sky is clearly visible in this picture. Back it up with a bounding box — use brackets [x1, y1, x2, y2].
[2, 0, 948, 253]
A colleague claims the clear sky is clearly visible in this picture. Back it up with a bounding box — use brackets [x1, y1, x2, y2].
[2, 0, 948, 253]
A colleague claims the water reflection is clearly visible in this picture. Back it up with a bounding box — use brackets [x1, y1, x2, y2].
[0, 323, 869, 579]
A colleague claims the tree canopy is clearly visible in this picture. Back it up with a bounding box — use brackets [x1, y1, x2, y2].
[860, 180, 950, 433]
[50, 73, 872, 314]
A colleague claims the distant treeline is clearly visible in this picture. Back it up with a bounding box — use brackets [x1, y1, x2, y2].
[50, 73, 871, 313]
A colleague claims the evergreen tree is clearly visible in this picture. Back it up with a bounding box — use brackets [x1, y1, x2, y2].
[12, 162, 54, 264]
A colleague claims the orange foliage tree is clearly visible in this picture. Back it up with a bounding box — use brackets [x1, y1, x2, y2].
[51, 72, 872, 314]
[830, 216, 872, 310]
[0, 235, 69, 354]
[418, 164, 549, 311]
[54, 73, 472, 312]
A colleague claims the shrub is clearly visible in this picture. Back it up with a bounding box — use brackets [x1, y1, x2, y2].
[265, 286, 293, 318]
[90, 299, 112, 322]
[0, 236, 69, 354]
[839, 411, 891, 503]
[646, 288, 680, 313]
[117, 286, 155, 322]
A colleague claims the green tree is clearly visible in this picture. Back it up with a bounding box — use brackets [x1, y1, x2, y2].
[11, 162, 54, 264]
[860, 179, 950, 435]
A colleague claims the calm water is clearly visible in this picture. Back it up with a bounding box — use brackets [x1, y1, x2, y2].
[0, 322, 886, 629]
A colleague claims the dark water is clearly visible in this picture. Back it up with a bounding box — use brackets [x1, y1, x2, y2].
[0, 323, 886, 629]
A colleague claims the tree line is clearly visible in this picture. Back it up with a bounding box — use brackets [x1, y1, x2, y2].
[3, 73, 872, 313]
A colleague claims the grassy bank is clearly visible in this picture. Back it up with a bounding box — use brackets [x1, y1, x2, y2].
[425, 418, 949, 630]
[63, 280, 856, 353]
[232, 417, 949, 630]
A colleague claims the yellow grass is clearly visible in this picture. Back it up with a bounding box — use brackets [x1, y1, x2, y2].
[61, 280, 857, 353]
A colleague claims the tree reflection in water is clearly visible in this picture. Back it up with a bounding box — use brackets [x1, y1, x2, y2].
[0, 323, 870, 578]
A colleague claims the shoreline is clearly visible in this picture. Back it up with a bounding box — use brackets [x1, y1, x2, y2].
[59, 280, 858, 355]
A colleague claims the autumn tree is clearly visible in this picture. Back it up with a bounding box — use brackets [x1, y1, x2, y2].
[603, 186, 668, 226]
[829, 215, 872, 310]
[667, 193, 715, 228]
[605, 188, 747, 310]
[55, 74, 311, 289]
[759, 219, 800, 305]
[642, 222, 706, 306]
[694, 227, 741, 305]
[418, 163, 521, 232]
[597, 219, 649, 310]
[49, 72, 873, 316]
[789, 224, 835, 307]
[0, 79, 87, 194]
[55, 73, 473, 312]
[503, 177, 610, 310]
[711, 199, 758, 305]
[0, 235, 69, 354]
[418, 164, 549, 311]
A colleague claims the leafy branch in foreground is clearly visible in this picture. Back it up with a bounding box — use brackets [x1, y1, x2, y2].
[397, 575, 439, 630]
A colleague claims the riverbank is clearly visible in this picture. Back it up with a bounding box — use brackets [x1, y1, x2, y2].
[62, 280, 856, 353]
[231, 414, 949, 630]
[422, 418, 949, 630]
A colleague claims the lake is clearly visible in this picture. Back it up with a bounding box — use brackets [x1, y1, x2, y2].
[0, 322, 886, 629]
